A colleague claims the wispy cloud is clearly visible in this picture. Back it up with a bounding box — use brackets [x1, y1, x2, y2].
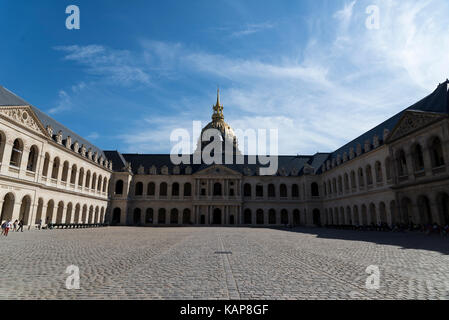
[48, 90, 72, 114]
[230, 22, 274, 37]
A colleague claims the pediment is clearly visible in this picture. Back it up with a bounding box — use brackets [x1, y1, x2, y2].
[0, 106, 49, 137]
[194, 164, 241, 176]
[386, 111, 445, 143]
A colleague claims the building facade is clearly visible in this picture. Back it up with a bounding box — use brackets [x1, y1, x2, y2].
[0, 82, 448, 228]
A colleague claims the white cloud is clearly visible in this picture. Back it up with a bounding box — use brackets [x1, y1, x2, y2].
[230, 22, 274, 37]
[48, 90, 72, 114]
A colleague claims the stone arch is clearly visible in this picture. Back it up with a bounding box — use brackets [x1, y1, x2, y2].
[396, 149, 408, 177]
[172, 183, 180, 197]
[436, 192, 449, 225]
[159, 182, 168, 197]
[313, 209, 321, 226]
[81, 204, 87, 223]
[375, 161, 383, 183]
[91, 172, 97, 190]
[361, 204, 368, 226]
[74, 203, 80, 223]
[133, 208, 141, 225]
[350, 170, 356, 189]
[145, 208, 153, 224]
[102, 177, 108, 192]
[379, 202, 387, 224]
[85, 170, 91, 188]
[429, 136, 445, 168]
[94, 206, 99, 223]
[147, 182, 155, 196]
[346, 206, 352, 225]
[51, 157, 60, 179]
[65, 202, 73, 224]
[170, 208, 179, 224]
[244, 183, 252, 197]
[417, 195, 432, 225]
[46, 199, 55, 224]
[268, 209, 276, 224]
[42, 153, 50, 177]
[411, 143, 425, 172]
[26, 145, 39, 172]
[353, 205, 360, 225]
[182, 209, 191, 224]
[88, 205, 94, 224]
[112, 207, 121, 225]
[292, 184, 299, 198]
[212, 208, 221, 224]
[78, 167, 84, 186]
[18, 195, 32, 225]
[389, 200, 397, 225]
[115, 179, 124, 195]
[268, 184, 276, 198]
[158, 208, 166, 224]
[400, 197, 412, 224]
[34, 198, 44, 224]
[293, 209, 300, 225]
[311, 182, 319, 197]
[9, 138, 24, 167]
[183, 183, 192, 197]
[0, 193, 15, 222]
[281, 209, 288, 224]
[369, 203, 377, 225]
[61, 161, 69, 182]
[256, 209, 264, 224]
[70, 164, 77, 184]
[135, 182, 143, 196]
[280, 184, 287, 198]
[0, 130, 6, 164]
[339, 207, 345, 225]
[100, 207, 105, 223]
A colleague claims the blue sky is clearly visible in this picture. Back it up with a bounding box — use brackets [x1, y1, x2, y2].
[1, 0, 449, 155]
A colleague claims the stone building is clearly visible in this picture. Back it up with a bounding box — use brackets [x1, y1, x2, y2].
[0, 81, 448, 228]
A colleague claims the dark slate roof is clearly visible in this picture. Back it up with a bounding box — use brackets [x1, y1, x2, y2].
[329, 81, 449, 162]
[0, 86, 107, 159]
[105, 153, 328, 176]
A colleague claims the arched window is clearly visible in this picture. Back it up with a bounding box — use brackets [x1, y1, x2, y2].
[158, 208, 166, 224]
[51, 157, 60, 179]
[26, 145, 39, 172]
[292, 184, 299, 198]
[115, 180, 124, 195]
[365, 165, 373, 185]
[61, 161, 69, 182]
[375, 161, 383, 183]
[244, 209, 252, 224]
[344, 173, 349, 191]
[280, 184, 287, 198]
[430, 137, 445, 168]
[332, 178, 337, 194]
[102, 177, 108, 192]
[256, 184, 263, 197]
[133, 208, 141, 225]
[281, 209, 289, 224]
[396, 150, 407, 177]
[358, 168, 365, 187]
[97, 175, 102, 191]
[412, 144, 424, 172]
[350, 171, 356, 189]
[256, 209, 264, 224]
[145, 208, 153, 224]
[9, 138, 23, 167]
[268, 184, 275, 198]
[213, 183, 222, 196]
[42, 153, 50, 177]
[172, 183, 180, 196]
[268, 209, 276, 224]
[78, 168, 84, 186]
[244, 183, 252, 197]
[135, 182, 143, 196]
[91, 173, 97, 189]
[328, 180, 332, 195]
[170, 208, 178, 224]
[70, 164, 77, 184]
[337, 176, 343, 193]
[147, 182, 155, 196]
[159, 182, 168, 197]
[311, 182, 319, 197]
[85, 170, 91, 187]
[184, 183, 192, 197]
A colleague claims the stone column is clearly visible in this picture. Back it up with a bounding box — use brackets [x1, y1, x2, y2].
[19, 145, 31, 178]
[0, 139, 13, 174]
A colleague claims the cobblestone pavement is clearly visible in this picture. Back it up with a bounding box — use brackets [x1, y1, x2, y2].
[1, 227, 449, 300]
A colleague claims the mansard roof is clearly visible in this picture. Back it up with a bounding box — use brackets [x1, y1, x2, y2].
[103, 151, 329, 176]
[328, 80, 449, 165]
[0, 85, 107, 159]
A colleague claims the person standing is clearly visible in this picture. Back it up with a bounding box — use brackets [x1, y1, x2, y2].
[37, 219, 42, 230]
[4, 220, 11, 237]
[17, 219, 24, 232]
[13, 220, 18, 232]
[0, 221, 6, 235]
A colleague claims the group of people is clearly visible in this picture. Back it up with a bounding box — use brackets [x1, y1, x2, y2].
[325, 222, 449, 237]
[0, 219, 24, 237]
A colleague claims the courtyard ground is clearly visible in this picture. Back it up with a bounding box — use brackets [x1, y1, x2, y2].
[0, 226, 448, 300]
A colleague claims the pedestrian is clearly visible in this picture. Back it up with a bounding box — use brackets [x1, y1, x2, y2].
[37, 219, 42, 230]
[4, 220, 11, 237]
[17, 219, 24, 232]
[13, 220, 18, 232]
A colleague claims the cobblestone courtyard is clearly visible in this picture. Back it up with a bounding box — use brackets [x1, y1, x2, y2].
[1, 227, 449, 300]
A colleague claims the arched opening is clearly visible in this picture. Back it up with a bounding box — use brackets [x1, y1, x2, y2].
[51, 157, 60, 179]
[61, 161, 69, 182]
[256, 184, 263, 197]
[81, 205, 87, 224]
[200, 215, 205, 224]
[339, 207, 345, 225]
[65, 203, 73, 224]
[182, 209, 191, 224]
[34, 198, 44, 224]
[390, 201, 397, 225]
[292, 184, 299, 198]
[0, 193, 15, 221]
[94, 206, 99, 223]
[244, 209, 252, 224]
[0, 131, 6, 165]
[158, 208, 166, 224]
[46, 200, 55, 224]
[358, 168, 365, 187]
[280, 184, 287, 198]
[375, 161, 383, 183]
[313, 209, 321, 226]
[396, 150, 408, 177]
[268, 209, 276, 224]
[346, 207, 352, 225]
[212, 208, 221, 225]
[281, 209, 288, 224]
[361, 205, 368, 226]
[412, 144, 424, 172]
[97, 175, 102, 191]
[417, 196, 432, 225]
[115, 180, 124, 195]
[400, 198, 412, 224]
[213, 183, 222, 196]
[135, 182, 143, 196]
[170, 208, 179, 224]
[172, 183, 180, 197]
[160, 183, 168, 197]
[133, 208, 141, 225]
[328, 209, 333, 225]
[379, 202, 387, 224]
[88, 206, 93, 224]
[145, 208, 153, 224]
[311, 183, 319, 197]
[350, 171, 356, 189]
[293, 209, 300, 225]
[74, 204, 80, 223]
[256, 209, 264, 224]
[369, 203, 377, 225]
[42, 153, 50, 177]
[344, 173, 349, 192]
[430, 137, 445, 168]
[26, 145, 39, 172]
[100, 207, 105, 223]
[112, 207, 121, 225]
[70, 164, 77, 184]
[229, 215, 235, 225]
[102, 177, 108, 192]
[338, 176, 343, 193]
[184, 183, 192, 197]
[78, 168, 84, 186]
[385, 157, 392, 180]
[18, 195, 31, 225]
[85, 170, 91, 188]
[91, 173, 97, 190]
[147, 182, 155, 196]
[9, 138, 23, 167]
[268, 184, 275, 198]
[437, 193, 449, 225]
[353, 206, 359, 225]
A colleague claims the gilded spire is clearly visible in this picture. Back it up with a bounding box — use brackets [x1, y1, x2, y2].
[212, 87, 224, 121]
